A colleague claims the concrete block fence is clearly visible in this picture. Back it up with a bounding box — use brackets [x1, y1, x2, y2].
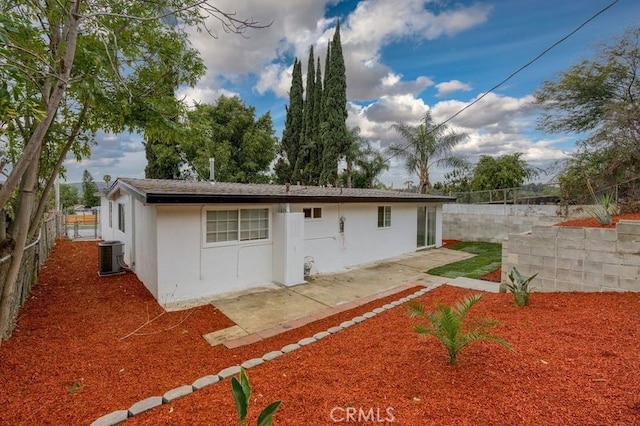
[501, 220, 640, 292]
[442, 204, 591, 243]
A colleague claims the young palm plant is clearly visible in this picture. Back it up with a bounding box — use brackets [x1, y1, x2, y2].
[407, 294, 510, 365]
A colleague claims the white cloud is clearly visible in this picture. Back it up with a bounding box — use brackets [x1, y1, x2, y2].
[255, 63, 293, 98]
[188, 0, 489, 100]
[177, 83, 239, 106]
[435, 80, 472, 97]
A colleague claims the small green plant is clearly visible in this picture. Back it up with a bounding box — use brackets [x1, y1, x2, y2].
[586, 180, 617, 225]
[590, 193, 618, 225]
[231, 368, 281, 426]
[505, 267, 537, 307]
[67, 382, 82, 394]
[407, 294, 510, 365]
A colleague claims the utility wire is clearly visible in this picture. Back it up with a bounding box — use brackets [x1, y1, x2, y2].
[384, 0, 620, 163]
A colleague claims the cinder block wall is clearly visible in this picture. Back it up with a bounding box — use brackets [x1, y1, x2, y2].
[501, 220, 640, 292]
[443, 204, 590, 243]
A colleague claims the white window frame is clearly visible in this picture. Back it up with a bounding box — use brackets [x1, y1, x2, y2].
[204, 207, 270, 246]
[108, 201, 113, 228]
[377, 205, 391, 228]
[118, 203, 125, 232]
[302, 207, 322, 220]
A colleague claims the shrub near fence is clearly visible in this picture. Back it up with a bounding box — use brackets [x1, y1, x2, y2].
[0, 212, 63, 338]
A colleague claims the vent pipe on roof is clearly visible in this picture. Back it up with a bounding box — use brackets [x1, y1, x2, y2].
[209, 158, 215, 183]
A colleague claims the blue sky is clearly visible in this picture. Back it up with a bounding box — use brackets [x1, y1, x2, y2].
[64, 0, 640, 187]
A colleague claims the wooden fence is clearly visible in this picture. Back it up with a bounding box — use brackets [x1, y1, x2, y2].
[0, 212, 63, 338]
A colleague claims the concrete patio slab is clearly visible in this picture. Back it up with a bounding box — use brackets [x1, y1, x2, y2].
[203, 325, 248, 346]
[206, 247, 488, 346]
[212, 288, 329, 334]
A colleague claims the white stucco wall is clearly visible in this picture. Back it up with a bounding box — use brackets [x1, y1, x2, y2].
[293, 203, 432, 274]
[155, 205, 274, 308]
[132, 199, 158, 298]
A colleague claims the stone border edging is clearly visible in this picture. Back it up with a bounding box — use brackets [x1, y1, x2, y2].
[90, 283, 441, 426]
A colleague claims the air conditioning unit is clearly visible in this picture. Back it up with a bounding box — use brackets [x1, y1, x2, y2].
[98, 241, 125, 276]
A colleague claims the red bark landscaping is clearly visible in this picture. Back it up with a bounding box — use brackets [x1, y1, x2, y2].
[2, 240, 640, 425]
[442, 239, 460, 249]
[479, 268, 502, 282]
[555, 212, 640, 228]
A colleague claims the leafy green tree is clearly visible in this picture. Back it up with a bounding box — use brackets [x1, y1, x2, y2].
[144, 139, 182, 179]
[81, 170, 99, 207]
[470, 153, 538, 191]
[182, 96, 276, 183]
[387, 111, 468, 194]
[534, 26, 640, 201]
[0, 2, 267, 340]
[320, 21, 348, 185]
[276, 59, 304, 184]
[59, 184, 79, 212]
[442, 165, 473, 194]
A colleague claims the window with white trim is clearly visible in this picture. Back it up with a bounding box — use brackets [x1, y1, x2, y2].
[206, 208, 269, 244]
[303, 207, 322, 219]
[118, 203, 125, 232]
[109, 202, 113, 228]
[377, 206, 391, 228]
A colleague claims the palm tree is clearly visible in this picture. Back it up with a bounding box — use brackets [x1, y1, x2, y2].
[344, 127, 365, 188]
[388, 111, 468, 194]
[355, 144, 389, 188]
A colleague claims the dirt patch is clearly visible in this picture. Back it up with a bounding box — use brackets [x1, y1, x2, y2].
[555, 213, 640, 228]
[0, 239, 423, 425]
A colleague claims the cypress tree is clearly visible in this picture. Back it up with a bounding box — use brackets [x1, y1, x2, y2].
[310, 56, 323, 184]
[294, 46, 316, 183]
[320, 21, 348, 185]
[277, 58, 304, 183]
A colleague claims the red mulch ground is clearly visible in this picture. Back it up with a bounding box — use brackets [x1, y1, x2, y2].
[479, 268, 502, 283]
[0, 240, 424, 425]
[442, 239, 460, 249]
[555, 213, 640, 228]
[2, 241, 640, 425]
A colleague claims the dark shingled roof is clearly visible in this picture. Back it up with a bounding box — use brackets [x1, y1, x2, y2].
[112, 178, 455, 204]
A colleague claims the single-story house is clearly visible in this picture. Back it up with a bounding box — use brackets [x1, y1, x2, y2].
[101, 178, 454, 309]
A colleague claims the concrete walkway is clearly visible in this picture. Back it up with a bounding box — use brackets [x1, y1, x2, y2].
[204, 247, 499, 347]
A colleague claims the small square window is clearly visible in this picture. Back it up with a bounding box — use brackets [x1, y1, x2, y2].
[303, 207, 322, 219]
[377, 206, 391, 228]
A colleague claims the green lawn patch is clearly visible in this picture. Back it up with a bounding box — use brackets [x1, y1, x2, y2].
[427, 241, 502, 279]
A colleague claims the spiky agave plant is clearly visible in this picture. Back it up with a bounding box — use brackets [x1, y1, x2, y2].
[407, 294, 510, 365]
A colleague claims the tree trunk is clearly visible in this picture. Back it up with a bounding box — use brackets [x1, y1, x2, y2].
[0, 1, 82, 211]
[0, 146, 41, 342]
[346, 159, 352, 188]
[28, 100, 89, 240]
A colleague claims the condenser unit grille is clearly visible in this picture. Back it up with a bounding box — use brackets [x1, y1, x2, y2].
[98, 241, 125, 276]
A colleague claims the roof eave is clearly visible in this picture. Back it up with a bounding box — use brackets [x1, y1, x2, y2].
[145, 193, 455, 204]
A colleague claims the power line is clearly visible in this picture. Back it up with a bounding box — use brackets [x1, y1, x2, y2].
[384, 0, 620, 164]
